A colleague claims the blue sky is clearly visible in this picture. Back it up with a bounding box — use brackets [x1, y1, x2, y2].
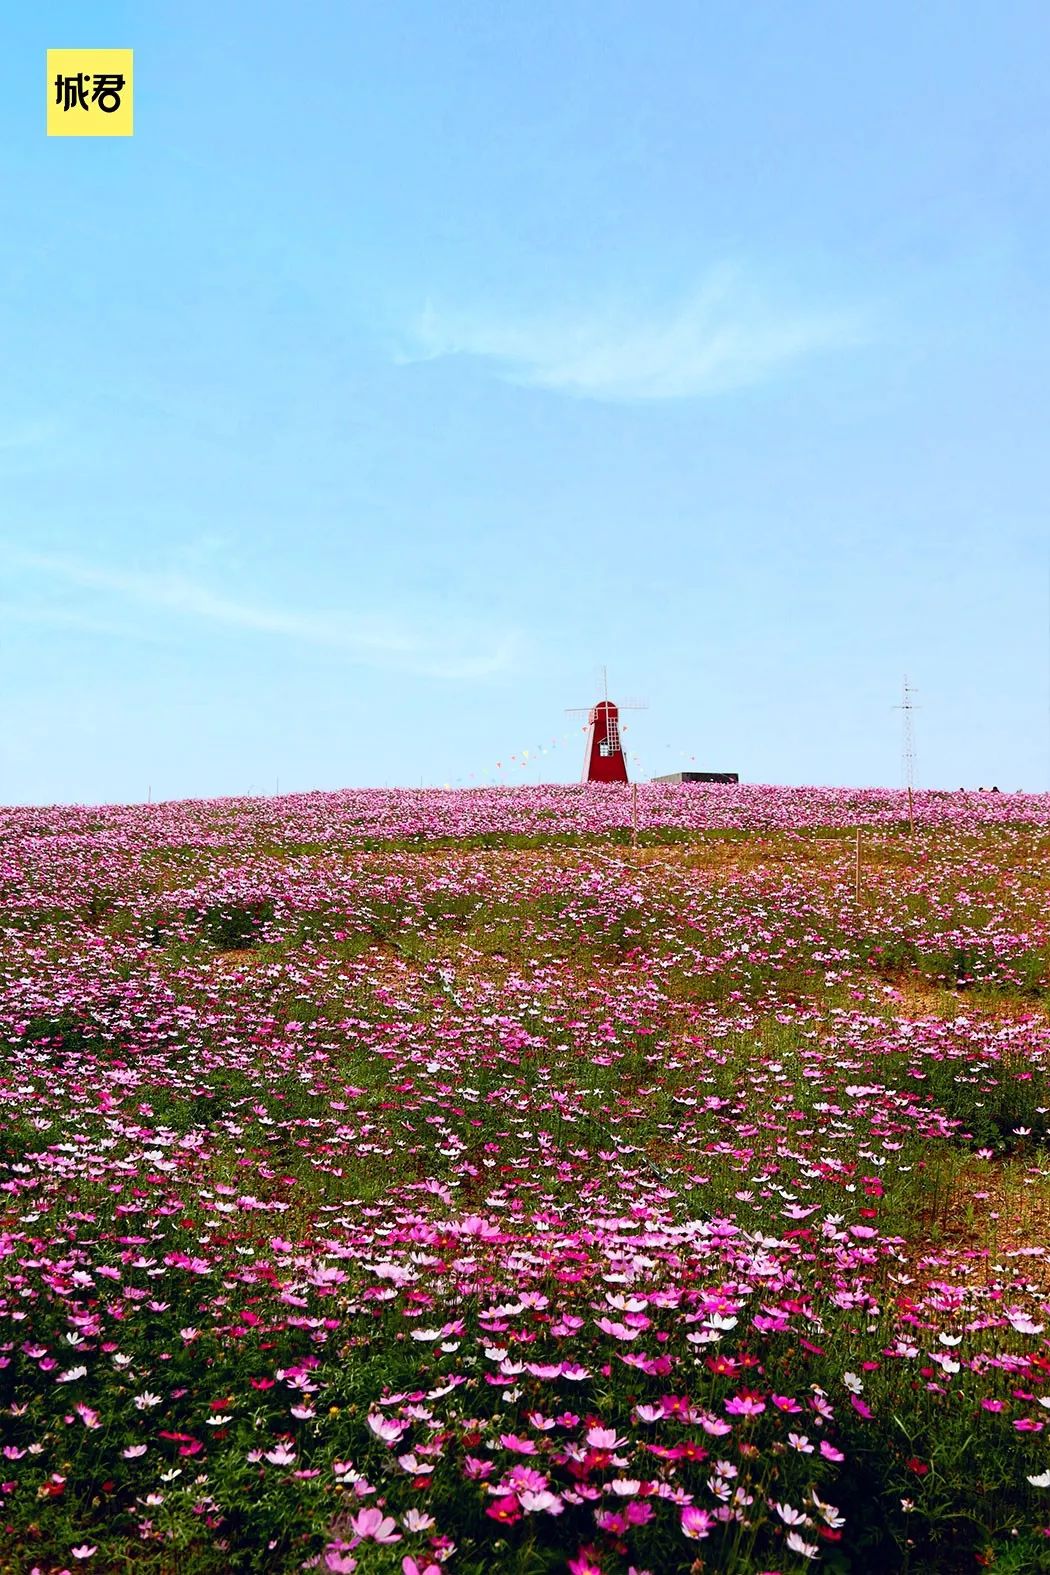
[2, 1, 1048, 803]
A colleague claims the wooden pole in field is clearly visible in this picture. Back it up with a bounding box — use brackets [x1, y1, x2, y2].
[855, 827, 862, 903]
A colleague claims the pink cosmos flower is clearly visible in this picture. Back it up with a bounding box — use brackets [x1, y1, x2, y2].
[264, 1444, 296, 1466]
[396, 1454, 432, 1475]
[367, 1412, 406, 1445]
[519, 1488, 564, 1514]
[595, 1317, 636, 1341]
[349, 1507, 401, 1543]
[724, 1392, 765, 1417]
[325, 1554, 357, 1574]
[681, 1506, 714, 1539]
[567, 1554, 603, 1575]
[700, 1415, 733, 1437]
[595, 1510, 626, 1535]
[486, 1493, 522, 1525]
[504, 1465, 548, 1494]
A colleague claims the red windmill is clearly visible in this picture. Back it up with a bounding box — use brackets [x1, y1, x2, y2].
[567, 668, 646, 784]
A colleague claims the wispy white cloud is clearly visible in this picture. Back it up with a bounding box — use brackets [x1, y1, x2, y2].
[403, 268, 863, 402]
[6, 550, 515, 681]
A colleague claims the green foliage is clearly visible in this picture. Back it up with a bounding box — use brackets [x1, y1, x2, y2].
[911, 1056, 1048, 1153]
[198, 898, 277, 950]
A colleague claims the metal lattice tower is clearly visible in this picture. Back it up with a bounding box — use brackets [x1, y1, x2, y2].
[899, 675, 917, 792]
[894, 676, 919, 833]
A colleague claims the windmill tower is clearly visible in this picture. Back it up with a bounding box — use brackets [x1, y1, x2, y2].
[567, 668, 646, 784]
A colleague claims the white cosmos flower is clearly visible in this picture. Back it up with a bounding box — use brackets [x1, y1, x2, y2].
[810, 1490, 846, 1528]
[773, 1501, 811, 1525]
[1008, 1315, 1044, 1335]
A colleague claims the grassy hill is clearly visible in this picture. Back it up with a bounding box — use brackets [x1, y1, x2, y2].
[1, 786, 1048, 1573]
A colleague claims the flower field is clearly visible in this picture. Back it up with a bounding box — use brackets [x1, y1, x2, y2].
[1, 784, 1049, 1574]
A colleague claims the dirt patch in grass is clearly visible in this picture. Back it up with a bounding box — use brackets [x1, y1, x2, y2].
[918, 1157, 1050, 1293]
[889, 978, 977, 1017]
[865, 974, 1049, 1027]
[213, 947, 270, 971]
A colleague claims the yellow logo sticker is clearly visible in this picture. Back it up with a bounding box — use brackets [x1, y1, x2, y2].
[47, 50, 133, 136]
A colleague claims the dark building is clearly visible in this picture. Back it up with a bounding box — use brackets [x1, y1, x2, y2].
[652, 771, 739, 785]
